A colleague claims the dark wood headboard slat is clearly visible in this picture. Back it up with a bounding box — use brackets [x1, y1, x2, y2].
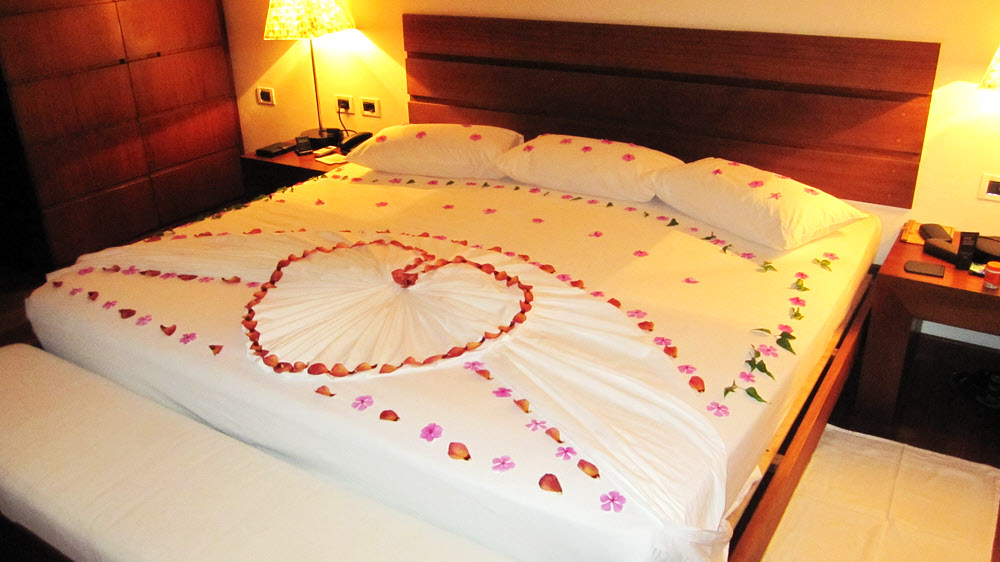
[406, 58, 931, 156]
[402, 14, 940, 208]
[403, 14, 939, 96]
[410, 101, 918, 209]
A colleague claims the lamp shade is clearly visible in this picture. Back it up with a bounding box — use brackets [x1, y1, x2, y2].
[981, 45, 1000, 89]
[263, 0, 355, 40]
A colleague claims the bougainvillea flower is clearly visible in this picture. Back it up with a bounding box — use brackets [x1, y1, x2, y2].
[707, 402, 730, 417]
[600, 490, 626, 512]
[555, 446, 577, 460]
[492, 456, 515, 472]
[420, 423, 443, 442]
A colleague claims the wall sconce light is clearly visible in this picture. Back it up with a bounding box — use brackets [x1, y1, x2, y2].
[263, 0, 355, 146]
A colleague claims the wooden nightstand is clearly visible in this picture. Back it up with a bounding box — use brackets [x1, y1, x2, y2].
[856, 233, 1000, 426]
[240, 150, 343, 198]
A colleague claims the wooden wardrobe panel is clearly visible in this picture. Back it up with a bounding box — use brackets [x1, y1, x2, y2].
[141, 99, 239, 171]
[0, 3, 125, 82]
[27, 122, 148, 208]
[151, 148, 242, 224]
[42, 177, 158, 266]
[8, 65, 136, 143]
[0, 0, 103, 18]
[130, 47, 233, 116]
[118, 0, 222, 58]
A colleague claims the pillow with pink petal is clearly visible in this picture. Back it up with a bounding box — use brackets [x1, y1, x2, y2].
[493, 134, 683, 202]
[644, 157, 867, 249]
[346, 123, 523, 179]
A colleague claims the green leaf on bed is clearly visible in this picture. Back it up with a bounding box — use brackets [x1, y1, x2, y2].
[760, 261, 777, 273]
[793, 278, 810, 292]
[482, 182, 490, 187]
[702, 232, 716, 241]
[724, 380, 738, 397]
[667, 218, 679, 226]
[722, 244, 733, 254]
[776, 332, 796, 355]
[446, 180, 455, 185]
[753, 328, 773, 335]
[513, 185, 520, 190]
[571, 196, 582, 201]
[789, 307, 805, 320]
[745, 387, 768, 403]
[606, 202, 614, 207]
[813, 258, 833, 271]
[407, 179, 415, 184]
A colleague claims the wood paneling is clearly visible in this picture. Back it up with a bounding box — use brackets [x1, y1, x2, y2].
[152, 148, 241, 224]
[141, 99, 240, 170]
[407, 58, 930, 155]
[0, 0, 241, 266]
[0, 0, 104, 18]
[0, 3, 124, 82]
[26, 121, 148, 207]
[118, 0, 222, 58]
[402, 14, 939, 209]
[403, 15, 939, 96]
[8, 65, 135, 143]
[42, 178, 158, 265]
[130, 47, 233, 116]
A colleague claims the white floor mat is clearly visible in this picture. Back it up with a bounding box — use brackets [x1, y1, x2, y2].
[764, 424, 1000, 561]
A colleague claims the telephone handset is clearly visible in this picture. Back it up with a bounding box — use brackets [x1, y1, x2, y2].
[340, 132, 372, 155]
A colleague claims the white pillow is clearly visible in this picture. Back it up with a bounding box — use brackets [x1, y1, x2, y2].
[346, 123, 523, 179]
[644, 157, 867, 250]
[493, 134, 684, 202]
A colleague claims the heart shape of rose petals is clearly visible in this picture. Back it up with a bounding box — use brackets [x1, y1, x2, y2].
[246, 239, 533, 377]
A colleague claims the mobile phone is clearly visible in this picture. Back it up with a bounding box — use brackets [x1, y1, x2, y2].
[903, 260, 945, 278]
[294, 136, 313, 155]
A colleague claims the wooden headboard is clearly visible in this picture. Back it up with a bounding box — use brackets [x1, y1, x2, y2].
[402, 14, 939, 209]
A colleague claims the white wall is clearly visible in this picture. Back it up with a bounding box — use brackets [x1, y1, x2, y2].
[223, 0, 1000, 347]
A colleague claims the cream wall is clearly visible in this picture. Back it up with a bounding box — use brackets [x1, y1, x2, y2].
[222, 0, 1000, 346]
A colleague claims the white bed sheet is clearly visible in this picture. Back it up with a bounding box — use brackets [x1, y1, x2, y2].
[26, 163, 879, 560]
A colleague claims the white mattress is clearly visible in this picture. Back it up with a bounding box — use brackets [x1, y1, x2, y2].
[26, 163, 879, 561]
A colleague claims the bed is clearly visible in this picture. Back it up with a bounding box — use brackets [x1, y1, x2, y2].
[23, 14, 938, 561]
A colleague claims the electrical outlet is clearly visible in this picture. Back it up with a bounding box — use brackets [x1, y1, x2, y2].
[336, 95, 354, 114]
[360, 97, 381, 117]
[255, 87, 275, 105]
[979, 173, 1000, 203]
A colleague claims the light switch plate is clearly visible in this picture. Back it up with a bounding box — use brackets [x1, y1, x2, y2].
[978, 173, 1000, 203]
[255, 87, 275, 105]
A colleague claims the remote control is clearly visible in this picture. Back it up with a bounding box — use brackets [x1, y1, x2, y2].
[313, 146, 338, 157]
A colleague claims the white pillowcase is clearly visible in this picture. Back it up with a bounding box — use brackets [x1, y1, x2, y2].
[493, 134, 684, 202]
[644, 157, 867, 250]
[346, 123, 523, 179]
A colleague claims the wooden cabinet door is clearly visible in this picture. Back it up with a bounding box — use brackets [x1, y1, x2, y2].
[0, 4, 124, 82]
[118, 0, 222, 58]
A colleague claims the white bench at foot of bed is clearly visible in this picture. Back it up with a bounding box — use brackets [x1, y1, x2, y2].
[0, 344, 509, 561]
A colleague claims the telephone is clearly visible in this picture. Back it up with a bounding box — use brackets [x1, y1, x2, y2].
[339, 131, 372, 154]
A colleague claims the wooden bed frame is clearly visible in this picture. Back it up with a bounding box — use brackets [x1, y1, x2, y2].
[401, 14, 940, 559]
[402, 14, 938, 209]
